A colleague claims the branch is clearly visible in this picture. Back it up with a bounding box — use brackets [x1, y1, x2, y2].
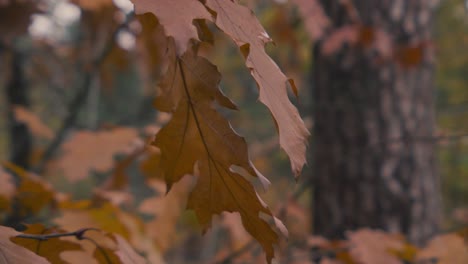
[33, 12, 135, 174]
[16, 228, 100, 241]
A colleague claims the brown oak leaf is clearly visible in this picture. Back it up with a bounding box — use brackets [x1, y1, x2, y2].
[153, 46, 283, 263]
[131, 0, 212, 55]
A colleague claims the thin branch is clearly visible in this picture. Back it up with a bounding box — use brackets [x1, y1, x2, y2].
[33, 12, 135, 174]
[16, 228, 100, 241]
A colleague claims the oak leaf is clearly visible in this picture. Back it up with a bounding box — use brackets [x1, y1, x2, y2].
[0, 225, 50, 264]
[205, 0, 309, 177]
[131, 0, 212, 55]
[153, 47, 283, 263]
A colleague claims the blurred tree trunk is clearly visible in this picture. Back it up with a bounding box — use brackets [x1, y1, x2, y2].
[6, 49, 31, 170]
[311, 0, 440, 244]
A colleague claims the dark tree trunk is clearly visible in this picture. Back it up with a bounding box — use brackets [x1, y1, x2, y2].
[312, 0, 440, 244]
[6, 49, 31, 170]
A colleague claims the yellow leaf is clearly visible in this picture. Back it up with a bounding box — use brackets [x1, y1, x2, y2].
[3, 163, 55, 217]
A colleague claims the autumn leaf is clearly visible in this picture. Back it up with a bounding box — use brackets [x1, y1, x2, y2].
[417, 233, 468, 264]
[153, 46, 284, 263]
[56, 128, 140, 182]
[11, 224, 83, 264]
[131, 0, 212, 55]
[346, 229, 404, 264]
[139, 178, 191, 251]
[0, 225, 50, 264]
[205, 0, 309, 177]
[112, 234, 148, 264]
[3, 163, 56, 217]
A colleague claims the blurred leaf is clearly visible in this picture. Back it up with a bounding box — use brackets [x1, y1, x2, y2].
[417, 233, 468, 264]
[0, 225, 50, 264]
[56, 128, 139, 182]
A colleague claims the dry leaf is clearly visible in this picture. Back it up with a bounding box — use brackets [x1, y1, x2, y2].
[206, 0, 309, 177]
[3, 163, 56, 217]
[417, 233, 468, 264]
[153, 46, 283, 263]
[112, 234, 148, 264]
[0, 225, 50, 264]
[139, 179, 191, 252]
[131, 0, 212, 55]
[347, 229, 404, 264]
[57, 128, 139, 182]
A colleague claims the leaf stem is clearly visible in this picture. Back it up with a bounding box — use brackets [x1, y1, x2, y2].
[16, 228, 100, 241]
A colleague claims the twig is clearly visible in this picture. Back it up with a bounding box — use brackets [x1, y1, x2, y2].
[33, 12, 135, 174]
[16, 227, 100, 241]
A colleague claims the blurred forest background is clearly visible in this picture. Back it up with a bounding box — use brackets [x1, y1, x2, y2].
[0, 0, 467, 263]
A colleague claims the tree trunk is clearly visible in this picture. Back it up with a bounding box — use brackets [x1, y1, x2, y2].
[6, 49, 31, 170]
[312, 0, 440, 244]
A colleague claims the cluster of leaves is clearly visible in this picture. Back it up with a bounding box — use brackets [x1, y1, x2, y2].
[0, 0, 309, 263]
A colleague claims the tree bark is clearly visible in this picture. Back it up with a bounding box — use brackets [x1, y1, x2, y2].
[312, 0, 440, 244]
